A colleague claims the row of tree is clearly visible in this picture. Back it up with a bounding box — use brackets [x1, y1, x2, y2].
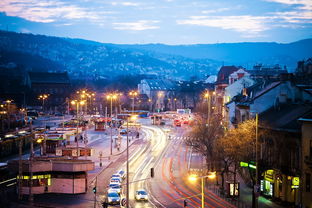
[186, 113, 265, 205]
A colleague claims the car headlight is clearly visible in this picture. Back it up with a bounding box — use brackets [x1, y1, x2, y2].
[108, 198, 112, 202]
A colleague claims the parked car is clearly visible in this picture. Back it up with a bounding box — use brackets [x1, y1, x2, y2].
[135, 189, 148, 201]
[107, 190, 120, 205]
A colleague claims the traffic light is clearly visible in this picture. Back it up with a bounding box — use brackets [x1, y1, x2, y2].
[93, 187, 97, 194]
[184, 199, 188, 207]
[151, 168, 154, 178]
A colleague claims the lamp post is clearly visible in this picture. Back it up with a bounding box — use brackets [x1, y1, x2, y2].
[126, 115, 137, 208]
[38, 94, 49, 113]
[107, 93, 118, 156]
[157, 91, 163, 112]
[71, 100, 85, 158]
[188, 172, 216, 208]
[129, 91, 138, 114]
[174, 98, 177, 111]
[5, 100, 13, 131]
[204, 90, 211, 125]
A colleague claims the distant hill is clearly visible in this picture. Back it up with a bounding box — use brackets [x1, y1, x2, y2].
[0, 30, 310, 81]
[0, 30, 220, 80]
[114, 39, 312, 71]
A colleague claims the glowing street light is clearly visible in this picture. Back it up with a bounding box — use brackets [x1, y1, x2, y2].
[188, 172, 217, 208]
[129, 90, 138, 114]
[106, 93, 119, 155]
[38, 94, 49, 112]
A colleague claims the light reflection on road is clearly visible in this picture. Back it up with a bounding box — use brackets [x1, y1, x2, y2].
[118, 124, 168, 208]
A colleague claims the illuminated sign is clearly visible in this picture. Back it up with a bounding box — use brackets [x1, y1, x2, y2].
[264, 170, 274, 183]
[291, 177, 300, 189]
[240, 162, 248, 167]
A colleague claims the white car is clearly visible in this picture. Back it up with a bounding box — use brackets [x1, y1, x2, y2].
[108, 183, 121, 194]
[118, 170, 126, 179]
[107, 190, 120, 205]
[135, 189, 148, 201]
[110, 177, 122, 184]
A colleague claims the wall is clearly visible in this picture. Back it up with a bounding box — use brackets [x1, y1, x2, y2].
[50, 178, 86, 194]
[301, 120, 312, 208]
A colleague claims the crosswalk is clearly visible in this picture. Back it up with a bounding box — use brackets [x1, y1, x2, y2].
[168, 136, 191, 141]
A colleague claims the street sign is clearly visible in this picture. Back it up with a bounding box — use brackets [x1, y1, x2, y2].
[121, 198, 126, 206]
[240, 162, 248, 167]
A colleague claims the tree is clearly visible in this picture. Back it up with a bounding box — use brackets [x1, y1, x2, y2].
[217, 118, 269, 207]
[186, 114, 224, 172]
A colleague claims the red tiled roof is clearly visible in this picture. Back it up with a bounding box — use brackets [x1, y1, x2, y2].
[216, 66, 239, 85]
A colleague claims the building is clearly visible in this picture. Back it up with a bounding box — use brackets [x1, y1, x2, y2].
[248, 64, 288, 80]
[138, 79, 177, 112]
[8, 158, 94, 195]
[300, 117, 312, 208]
[214, 66, 241, 116]
[258, 104, 312, 205]
[27, 72, 71, 113]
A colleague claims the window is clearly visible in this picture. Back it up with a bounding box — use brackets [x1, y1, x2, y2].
[306, 173, 311, 192]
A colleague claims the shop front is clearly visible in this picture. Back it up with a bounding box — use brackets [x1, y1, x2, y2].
[261, 169, 274, 197]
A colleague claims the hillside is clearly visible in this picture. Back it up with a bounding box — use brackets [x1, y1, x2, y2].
[114, 39, 312, 70]
[0, 30, 310, 80]
[0, 30, 220, 80]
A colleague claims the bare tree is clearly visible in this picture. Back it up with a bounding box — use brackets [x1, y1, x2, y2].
[185, 114, 224, 172]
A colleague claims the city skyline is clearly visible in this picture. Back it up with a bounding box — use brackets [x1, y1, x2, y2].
[0, 0, 311, 44]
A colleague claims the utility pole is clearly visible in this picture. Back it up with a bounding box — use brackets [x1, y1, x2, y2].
[255, 113, 259, 208]
[126, 116, 129, 208]
[94, 176, 97, 208]
[18, 139, 23, 200]
[29, 120, 34, 202]
[110, 98, 113, 156]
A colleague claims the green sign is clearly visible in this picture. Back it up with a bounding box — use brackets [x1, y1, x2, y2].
[240, 161, 256, 169]
[240, 162, 248, 167]
[248, 164, 256, 169]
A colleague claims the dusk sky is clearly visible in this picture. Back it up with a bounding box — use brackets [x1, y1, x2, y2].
[0, 0, 311, 44]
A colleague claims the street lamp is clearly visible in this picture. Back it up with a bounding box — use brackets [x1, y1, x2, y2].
[5, 100, 13, 131]
[71, 100, 85, 158]
[126, 115, 137, 208]
[174, 98, 177, 111]
[188, 172, 216, 208]
[106, 93, 118, 156]
[129, 91, 138, 114]
[38, 94, 49, 113]
[157, 91, 163, 112]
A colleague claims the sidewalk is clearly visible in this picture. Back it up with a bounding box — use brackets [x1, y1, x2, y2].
[209, 172, 283, 208]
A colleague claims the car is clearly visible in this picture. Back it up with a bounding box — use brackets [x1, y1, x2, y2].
[54, 112, 64, 117]
[118, 170, 126, 179]
[110, 177, 122, 184]
[120, 129, 127, 135]
[135, 189, 148, 201]
[108, 183, 121, 194]
[107, 190, 120, 205]
[111, 173, 121, 179]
